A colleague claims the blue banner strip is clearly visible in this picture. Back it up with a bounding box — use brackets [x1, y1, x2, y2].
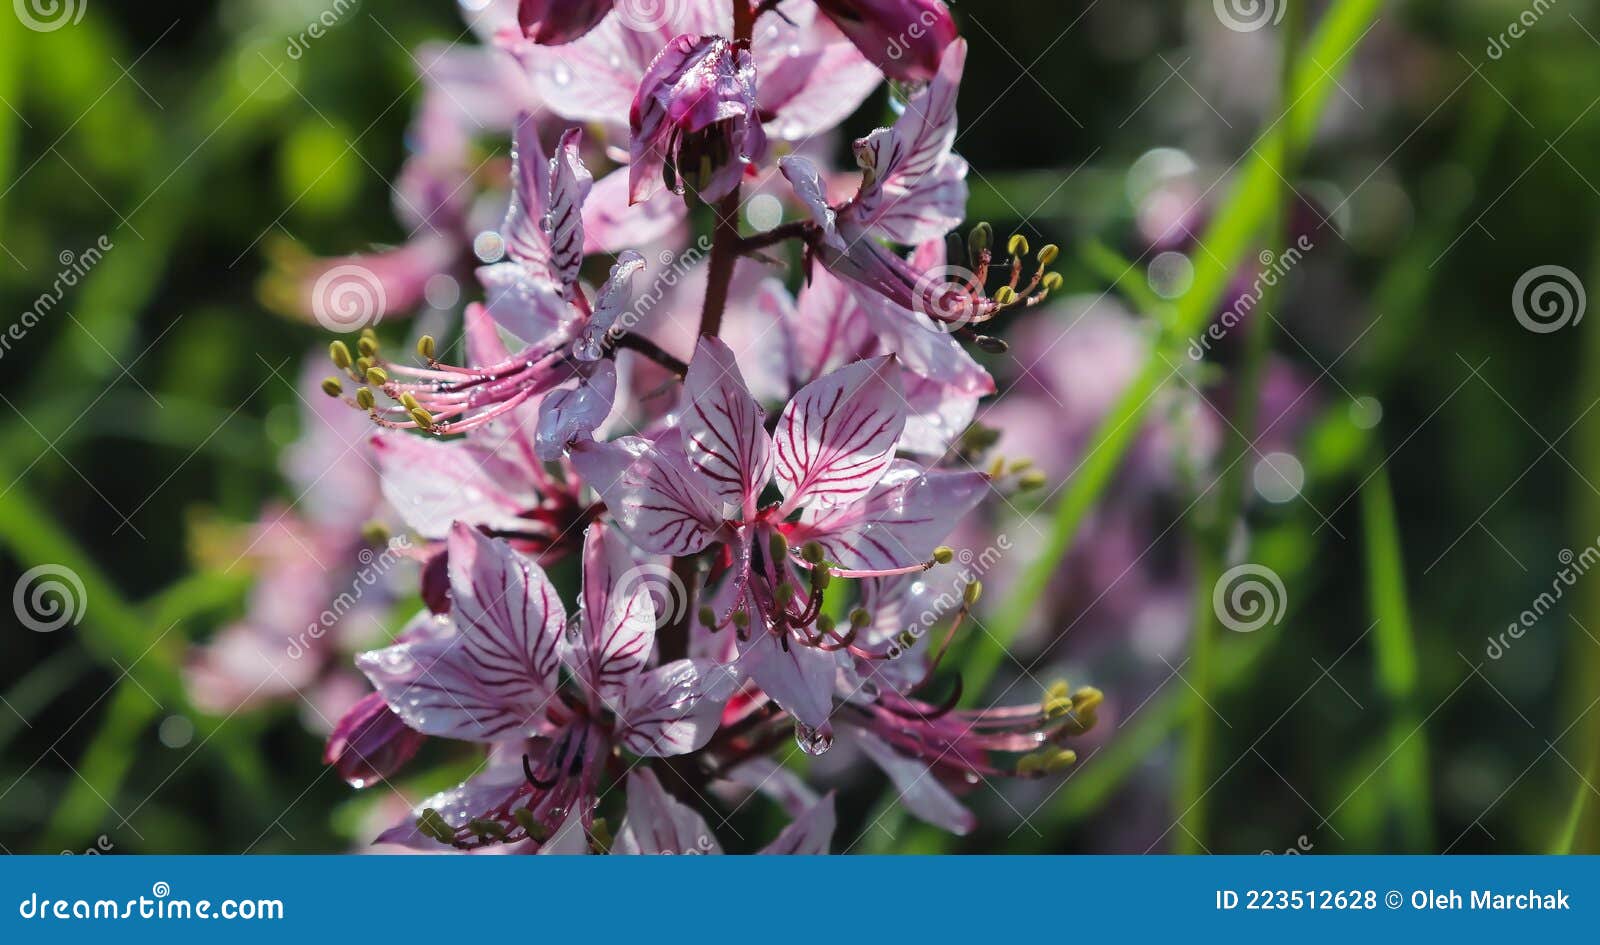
[2, 855, 1593, 941]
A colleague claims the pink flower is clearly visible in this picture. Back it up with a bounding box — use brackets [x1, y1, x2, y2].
[323, 691, 426, 789]
[353, 523, 729, 849]
[628, 34, 765, 204]
[517, 1, 881, 148]
[537, 768, 836, 854]
[355, 118, 648, 434]
[737, 245, 994, 455]
[516, 0, 613, 45]
[813, 0, 959, 82]
[781, 39, 969, 318]
[570, 337, 987, 737]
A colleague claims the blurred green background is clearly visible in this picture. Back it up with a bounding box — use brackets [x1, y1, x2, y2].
[5, 0, 1600, 854]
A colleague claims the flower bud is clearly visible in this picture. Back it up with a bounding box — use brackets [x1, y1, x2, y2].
[814, 1, 960, 83]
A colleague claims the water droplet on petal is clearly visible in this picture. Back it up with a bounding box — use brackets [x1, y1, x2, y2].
[551, 63, 572, 87]
[795, 722, 833, 756]
[573, 331, 604, 362]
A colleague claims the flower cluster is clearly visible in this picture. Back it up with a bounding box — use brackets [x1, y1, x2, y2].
[317, 0, 1100, 853]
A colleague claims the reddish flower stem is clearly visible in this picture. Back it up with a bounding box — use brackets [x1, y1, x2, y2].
[696, 1, 757, 340]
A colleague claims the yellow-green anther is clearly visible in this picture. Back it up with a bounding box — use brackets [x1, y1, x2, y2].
[361, 521, 390, 546]
[812, 567, 831, 591]
[1042, 272, 1064, 292]
[329, 340, 353, 369]
[994, 285, 1017, 306]
[356, 387, 376, 410]
[769, 531, 789, 561]
[1016, 753, 1041, 777]
[469, 818, 506, 839]
[933, 546, 955, 564]
[698, 605, 716, 628]
[1037, 243, 1059, 266]
[400, 392, 420, 411]
[775, 582, 795, 606]
[731, 609, 750, 628]
[366, 367, 388, 386]
[417, 334, 436, 359]
[967, 222, 993, 259]
[512, 808, 539, 835]
[801, 540, 825, 564]
[588, 818, 613, 853]
[1007, 233, 1029, 256]
[321, 377, 343, 398]
[1044, 748, 1078, 772]
[358, 335, 379, 357]
[410, 407, 435, 428]
[1073, 685, 1104, 713]
[964, 580, 983, 606]
[817, 614, 836, 634]
[850, 608, 870, 630]
[356, 356, 374, 375]
[1018, 471, 1047, 491]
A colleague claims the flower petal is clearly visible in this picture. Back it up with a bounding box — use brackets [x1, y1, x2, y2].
[447, 523, 566, 704]
[742, 630, 837, 730]
[792, 463, 988, 572]
[582, 164, 689, 255]
[373, 433, 532, 539]
[357, 634, 545, 743]
[681, 336, 774, 517]
[778, 155, 844, 250]
[615, 658, 730, 757]
[845, 40, 968, 244]
[758, 792, 836, 855]
[774, 356, 906, 511]
[614, 768, 721, 854]
[569, 524, 658, 705]
[374, 748, 528, 849]
[545, 127, 592, 290]
[851, 726, 975, 835]
[535, 360, 616, 460]
[571, 435, 723, 556]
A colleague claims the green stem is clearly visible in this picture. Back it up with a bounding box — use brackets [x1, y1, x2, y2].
[1174, 2, 1304, 854]
[1360, 462, 1432, 850]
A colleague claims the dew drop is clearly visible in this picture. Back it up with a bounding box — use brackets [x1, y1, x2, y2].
[795, 723, 834, 756]
[551, 63, 572, 87]
[573, 332, 605, 362]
